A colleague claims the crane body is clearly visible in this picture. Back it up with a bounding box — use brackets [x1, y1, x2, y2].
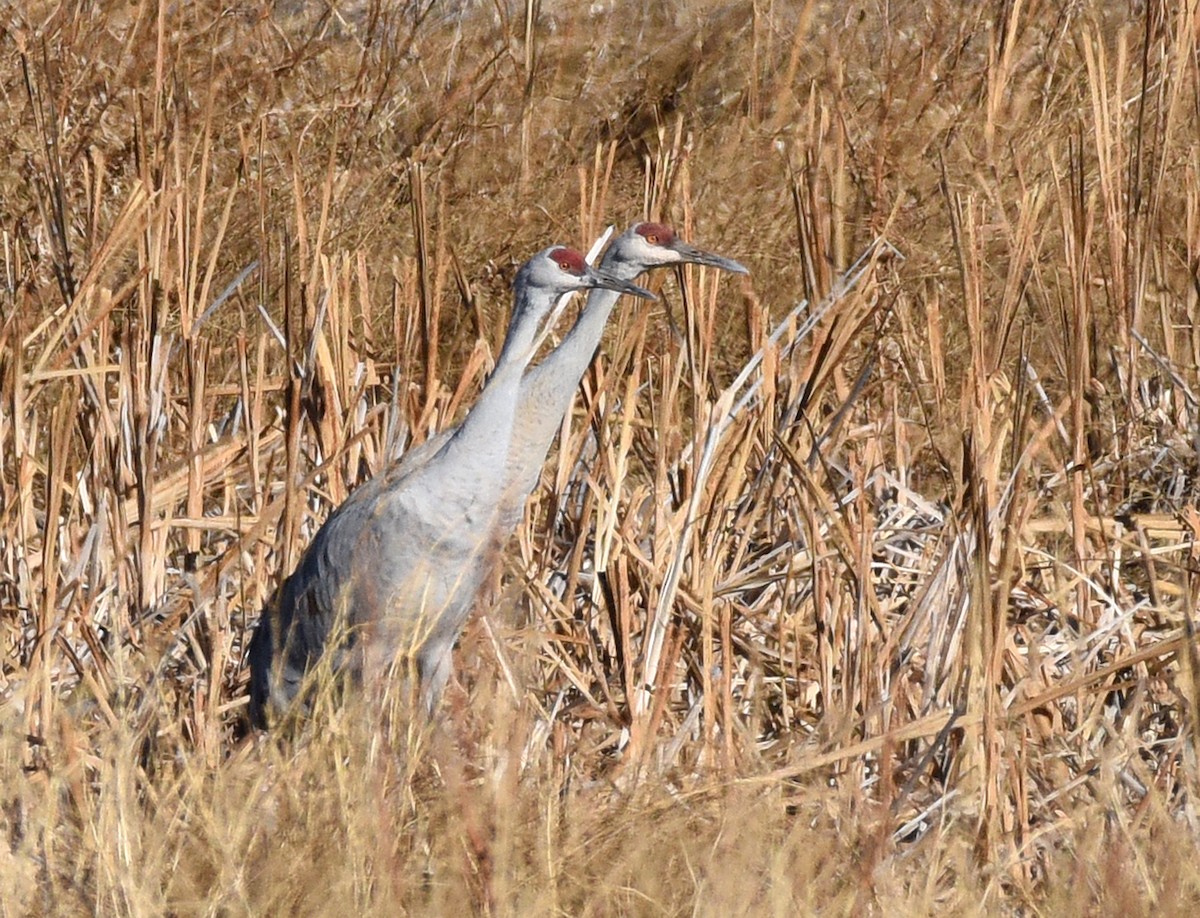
[248, 247, 655, 726]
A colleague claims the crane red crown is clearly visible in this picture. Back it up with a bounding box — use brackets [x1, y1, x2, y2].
[549, 247, 588, 275]
[636, 223, 676, 244]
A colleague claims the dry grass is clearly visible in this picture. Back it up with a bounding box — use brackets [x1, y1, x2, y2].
[5, 0, 1200, 913]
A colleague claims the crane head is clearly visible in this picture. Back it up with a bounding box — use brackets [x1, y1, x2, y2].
[520, 246, 658, 301]
[612, 222, 749, 276]
[511, 246, 657, 359]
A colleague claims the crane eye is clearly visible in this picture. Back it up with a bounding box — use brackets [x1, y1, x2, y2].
[558, 260, 572, 272]
[645, 234, 659, 244]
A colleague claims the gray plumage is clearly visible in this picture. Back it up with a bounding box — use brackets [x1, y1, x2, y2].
[248, 246, 655, 727]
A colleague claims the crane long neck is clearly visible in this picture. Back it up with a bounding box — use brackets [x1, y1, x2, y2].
[413, 281, 557, 499]
[501, 251, 644, 514]
[493, 282, 555, 374]
[524, 251, 639, 394]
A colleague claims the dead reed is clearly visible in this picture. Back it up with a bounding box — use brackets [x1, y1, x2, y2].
[4, 0, 1200, 914]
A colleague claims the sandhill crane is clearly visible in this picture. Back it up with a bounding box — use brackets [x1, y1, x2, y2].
[502, 222, 747, 533]
[248, 246, 656, 727]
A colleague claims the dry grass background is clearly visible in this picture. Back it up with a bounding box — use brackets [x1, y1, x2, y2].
[4, 0, 1200, 913]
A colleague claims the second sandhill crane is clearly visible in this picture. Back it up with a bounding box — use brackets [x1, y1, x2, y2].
[248, 246, 656, 727]
[502, 222, 747, 534]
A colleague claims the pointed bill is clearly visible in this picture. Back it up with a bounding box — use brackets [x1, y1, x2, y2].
[669, 238, 749, 275]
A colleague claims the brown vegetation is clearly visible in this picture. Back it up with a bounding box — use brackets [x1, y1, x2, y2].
[4, 0, 1200, 913]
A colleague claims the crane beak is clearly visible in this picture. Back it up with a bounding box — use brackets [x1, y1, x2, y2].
[587, 266, 658, 301]
[668, 239, 749, 275]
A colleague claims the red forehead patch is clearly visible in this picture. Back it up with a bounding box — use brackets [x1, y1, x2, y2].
[549, 247, 587, 275]
[636, 223, 676, 245]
